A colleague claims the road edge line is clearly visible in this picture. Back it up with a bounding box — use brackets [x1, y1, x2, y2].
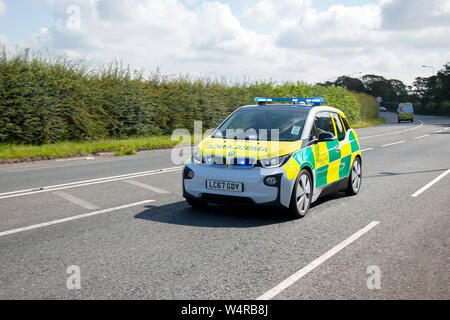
[256, 221, 380, 300]
[0, 200, 154, 238]
[411, 169, 450, 198]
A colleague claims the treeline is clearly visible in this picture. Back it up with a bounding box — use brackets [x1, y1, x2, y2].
[320, 62, 450, 117]
[0, 49, 376, 145]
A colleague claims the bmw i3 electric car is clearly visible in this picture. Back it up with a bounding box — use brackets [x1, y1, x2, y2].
[182, 97, 362, 218]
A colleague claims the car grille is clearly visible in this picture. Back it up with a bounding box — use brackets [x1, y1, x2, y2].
[201, 193, 255, 204]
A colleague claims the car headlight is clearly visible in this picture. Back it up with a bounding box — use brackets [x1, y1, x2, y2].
[259, 154, 292, 168]
[192, 150, 203, 164]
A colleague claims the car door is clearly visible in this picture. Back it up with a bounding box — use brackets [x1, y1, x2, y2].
[313, 112, 341, 188]
[331, 113, 352, 180]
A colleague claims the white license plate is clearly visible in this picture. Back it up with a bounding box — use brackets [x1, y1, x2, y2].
[206, 180, 243, 192]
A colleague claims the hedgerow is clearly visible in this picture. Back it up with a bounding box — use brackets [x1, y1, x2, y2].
[0, 48, 377, 145]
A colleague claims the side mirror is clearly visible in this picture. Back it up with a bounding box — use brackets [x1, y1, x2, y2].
[318, 132, 336, 142]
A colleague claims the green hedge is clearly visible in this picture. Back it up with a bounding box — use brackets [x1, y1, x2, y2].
[0, 49, 376, 145]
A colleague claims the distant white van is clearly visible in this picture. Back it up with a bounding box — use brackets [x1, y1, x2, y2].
[397, 103, 414, 123]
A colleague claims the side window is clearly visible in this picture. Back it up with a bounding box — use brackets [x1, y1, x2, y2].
[332, 113, 346, 141]
[315, 112, 335, 136]
[341, 117, 351, 131]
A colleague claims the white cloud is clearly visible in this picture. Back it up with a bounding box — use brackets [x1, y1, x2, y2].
[0, 0, 7, 15]
[18, 0, 450, 84]
[0, 34, 8, 45]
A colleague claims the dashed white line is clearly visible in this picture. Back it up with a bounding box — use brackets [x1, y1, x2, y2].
[414, 135, 429, 140]
[436, 130, 443, 133]
[411, 169, 450, 198]
[0, 166, 183, 200]
[0, 200, 155, 238]
[381, 140, 406, 147]
[53, 191, 100, 210]
[361, 148, 374, 152]
[256, 221, 380, 300]
[124, 180, 170, 194]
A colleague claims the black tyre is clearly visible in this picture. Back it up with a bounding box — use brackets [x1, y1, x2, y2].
[347, 157, 362, 196]
[186, 197, 207, 208]
[289, 169, 313, 219]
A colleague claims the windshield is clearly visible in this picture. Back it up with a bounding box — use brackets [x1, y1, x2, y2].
[213, 106, 309, 142]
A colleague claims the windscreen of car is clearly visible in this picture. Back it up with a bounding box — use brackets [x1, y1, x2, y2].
[212, 106, 309, 142]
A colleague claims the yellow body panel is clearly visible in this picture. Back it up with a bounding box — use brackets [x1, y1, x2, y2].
[327, 160, 341, 184]
[197, 138, 302, 160]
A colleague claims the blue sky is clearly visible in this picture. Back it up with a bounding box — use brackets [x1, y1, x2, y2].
[0, 0, 449, 84]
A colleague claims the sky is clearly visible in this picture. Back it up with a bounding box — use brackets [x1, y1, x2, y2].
[0, 0, 449, 85]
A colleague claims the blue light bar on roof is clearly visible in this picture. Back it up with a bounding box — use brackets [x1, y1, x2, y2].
[254, 97, 325, 106]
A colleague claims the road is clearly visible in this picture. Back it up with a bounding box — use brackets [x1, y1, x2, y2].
[0, 112, 449, 300]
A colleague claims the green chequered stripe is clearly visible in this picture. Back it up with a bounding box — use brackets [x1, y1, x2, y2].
[339, 155, 352, 179]
[326, 140, 340, 163]
[349, 130, 360, 153]
[316, 164, 328, 188]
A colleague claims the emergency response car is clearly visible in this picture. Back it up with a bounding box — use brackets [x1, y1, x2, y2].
[397, 103, 414, 123]
[182, 98, 362, 218]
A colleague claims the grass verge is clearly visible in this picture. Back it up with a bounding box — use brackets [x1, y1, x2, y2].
[353, 117, 387, 129]
[0, 136, 179, 162]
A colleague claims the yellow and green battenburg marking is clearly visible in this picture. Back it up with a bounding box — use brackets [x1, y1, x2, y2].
[282, 130, 361, 188]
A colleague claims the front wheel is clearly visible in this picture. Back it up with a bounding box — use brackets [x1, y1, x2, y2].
[289, 169, 313, 219]
[347, 157, 362, 196]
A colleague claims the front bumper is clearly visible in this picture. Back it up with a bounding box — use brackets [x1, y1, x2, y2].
[182, 164, 294, 208]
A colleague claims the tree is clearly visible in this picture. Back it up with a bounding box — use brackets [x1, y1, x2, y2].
[335, 76, 366, 92]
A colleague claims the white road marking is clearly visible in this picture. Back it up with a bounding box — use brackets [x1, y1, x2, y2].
[0, 200, 154, 238]
[436, 130, 443, 133]
[414, 135, 429, 140]
[256, 221, 380, 300]
[381, 140, 406, 147]
[359, 120, 423, 140]
[53, 191, 100, 210]
[0, 166, 183, 200]
[411, 169, 450, 198]
[124, 180, 170, 194]
[55, 157, 95, 163]
[361, 148, 374, 152]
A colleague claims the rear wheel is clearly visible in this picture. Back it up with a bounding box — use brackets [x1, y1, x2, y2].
[186, 197, 207, 208]
[347, 157, 362, 196]
[289, 169, 313, 219]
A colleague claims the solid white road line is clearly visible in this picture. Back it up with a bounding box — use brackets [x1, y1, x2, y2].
[0, 200, 154, 238]
[381, 140, 406, 147]
[360, 148, 374, 152]
[256, 221, 380, 300]
[124, 180, 170, 194]
[414, 135, 429, 140]
[359, 120, 423, 140]
[0, 166, 183, 200]
[411, 169, 450, 198]
[53, 191, 100, 210]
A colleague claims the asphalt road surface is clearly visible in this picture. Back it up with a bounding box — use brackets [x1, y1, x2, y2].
[0, 112, 449, 300]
